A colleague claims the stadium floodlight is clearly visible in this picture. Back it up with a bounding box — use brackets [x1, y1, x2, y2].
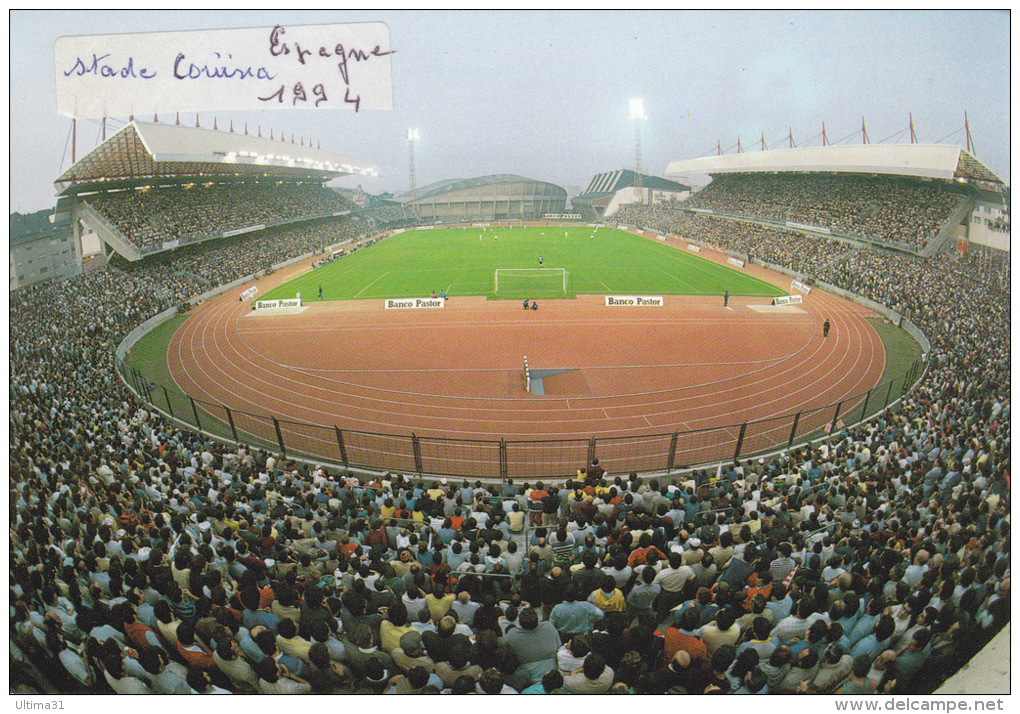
[629, 98, 646, 121]
[408, 129, 420, 218]
[630, 99, 646, 204]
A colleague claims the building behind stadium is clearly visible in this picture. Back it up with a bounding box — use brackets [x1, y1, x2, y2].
[397, 174, 567, 223]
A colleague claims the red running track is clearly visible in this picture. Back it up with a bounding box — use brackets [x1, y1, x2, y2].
[167, 237, 886, 469]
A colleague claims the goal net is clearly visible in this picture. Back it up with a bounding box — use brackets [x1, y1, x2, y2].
[493, 268, 568, 299]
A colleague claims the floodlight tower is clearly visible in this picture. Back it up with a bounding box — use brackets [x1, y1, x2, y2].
[629, 98, 646, 205]
[407, 129, 420, 218]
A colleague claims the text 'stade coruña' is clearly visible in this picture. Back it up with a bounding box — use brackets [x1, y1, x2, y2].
[54, 23, 395, 119]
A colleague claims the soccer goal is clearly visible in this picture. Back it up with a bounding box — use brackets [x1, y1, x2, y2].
[493, 268, 568, 299]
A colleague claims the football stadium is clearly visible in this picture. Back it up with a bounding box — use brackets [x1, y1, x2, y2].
[9, 13, 1010, 702]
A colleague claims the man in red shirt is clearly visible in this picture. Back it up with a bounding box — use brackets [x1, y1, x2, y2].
[338, 535, 359, 559]
[655, 607, 708, 667]
[626, 533, 669, 568]
[449, 508, 466, 531]
[175, 621, 215, 670]
[366, 520, 387, 552]
[118, 601, 160, 651]
[235, 539, 268, 582]
[577, 496, 597, 524]
[528, 483, 549, 526]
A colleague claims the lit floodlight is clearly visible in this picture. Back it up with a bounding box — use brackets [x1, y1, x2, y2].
[629, 98, 646, 120]
[408, 129, 420, 141]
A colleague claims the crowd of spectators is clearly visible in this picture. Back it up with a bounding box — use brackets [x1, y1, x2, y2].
[614, 206, 855, 279]
[680, 173, 967, 251]
[362, 204, 420, 228]
[110, 217, 369, 303]
[985, 217, 1010, 234]
[9, 197, 1010, 696]
[89, 183, 354, 252]
[614, 204, 1010, 330]
[311, 250, 345, 270]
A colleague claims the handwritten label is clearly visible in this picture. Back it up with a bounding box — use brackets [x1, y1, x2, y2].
[55, 23, 394, 118]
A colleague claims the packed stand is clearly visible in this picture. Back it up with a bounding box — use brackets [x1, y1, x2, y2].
[88, 183, 355, 252]
[110, 216, 369, 302]
[361, 204, 420, 229]
[681, 173, 967, 251]
[614, 206, 854, 277]
[9, 208, 1010, 696]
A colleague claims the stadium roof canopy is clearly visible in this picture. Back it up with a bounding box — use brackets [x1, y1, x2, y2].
[55, 121, 379, 197]
[397, 174, 562, 202]
[665, 144, 1004, 186]
[576, 169, 690, 201]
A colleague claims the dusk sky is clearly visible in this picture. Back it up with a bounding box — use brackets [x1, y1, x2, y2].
[9, 10, 1011, 215]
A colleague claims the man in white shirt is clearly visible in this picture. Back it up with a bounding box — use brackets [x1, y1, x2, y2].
[213, 638, 259, 690]
[903, 551, 930, 588]
[450, 591, 480, 628]
[103, 653, 151, 694]
[254, 656, 311, 694]
[654, 552, 695, 620]
[562, 652, 614, 694]
[556, 634, 589, 675]
[49, 631, 93, 690]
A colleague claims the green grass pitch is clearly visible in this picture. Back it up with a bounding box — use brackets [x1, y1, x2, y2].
[261, 225, 786, 302]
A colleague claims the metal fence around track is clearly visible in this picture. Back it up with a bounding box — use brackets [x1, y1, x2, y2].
[117, 355, 927, 482]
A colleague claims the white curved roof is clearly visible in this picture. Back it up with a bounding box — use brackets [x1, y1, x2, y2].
[665, 143, 1002, 184]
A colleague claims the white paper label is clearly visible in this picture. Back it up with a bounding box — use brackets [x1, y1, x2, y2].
[55, 23, 394, 118]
